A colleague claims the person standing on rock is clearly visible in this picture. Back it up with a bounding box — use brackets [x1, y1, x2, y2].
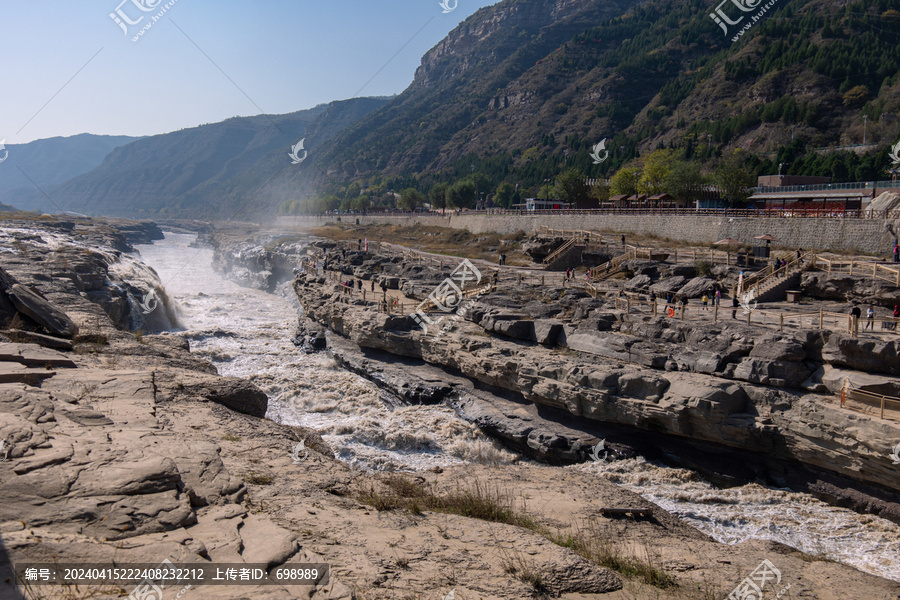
[865, 304, 875, 331]
[732, 295, 739, 319]
[621, 234, 626, 247]
[371, 280, 375, 292]
[850, 304, 862, 334]
[714, 288, 721, 306]
[701, 293, 709, 311]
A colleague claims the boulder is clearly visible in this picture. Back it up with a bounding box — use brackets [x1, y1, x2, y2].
[482, 315, 534, 341]
[1, 280, 78, 339]
[678, 277, 716, 299]
[377, 276, 401, 290]
[532, 319, 564, 346]
[183, 377, 269, 418]
[649, 276, 686, 295]
[625, 274, 652, 291]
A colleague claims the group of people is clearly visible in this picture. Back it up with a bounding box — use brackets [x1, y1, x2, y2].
[851, 303, 900, 331]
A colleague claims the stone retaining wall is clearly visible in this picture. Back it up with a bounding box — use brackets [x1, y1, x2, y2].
[274, 214, 894, 256]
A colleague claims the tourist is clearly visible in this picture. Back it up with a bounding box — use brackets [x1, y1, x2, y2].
[894, 240, 899, 263]
[621, 234, 626, 246]
[371, 280, 375, 292]
[732, 296, 739, 319]
[850, 304, 862, 333]
[565, 268, 571, 281]
[701, 293, 709, 311]
[893, 305, 899, 330]
[714, 289, 721, 306]
[865, 304, 875, 331]
[797, 248, 803, 260]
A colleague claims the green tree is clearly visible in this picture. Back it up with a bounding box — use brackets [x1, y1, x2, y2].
[589, 180, 610, 203]
[350, 196, 369, 212]
[494, 182, 518, 208]
[398, 188, 425, 211]
[638, 149, 674, 195]
[316, 195, 341, 213]
[610, 167, 639, 197]
[715, 150, 756, 206]
[554, 169, 589, 205]
[447, 180, 477, 208]
[664, 161, 704, 205]
[429, 183, 448, 210]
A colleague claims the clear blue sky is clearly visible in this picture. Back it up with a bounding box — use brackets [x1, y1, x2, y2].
[1, 1, 499, 143]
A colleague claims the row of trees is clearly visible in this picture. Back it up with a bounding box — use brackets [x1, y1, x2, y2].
[281, 138, 895, 215]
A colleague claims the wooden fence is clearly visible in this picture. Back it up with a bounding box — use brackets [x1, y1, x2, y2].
[603, 289, 900, 337]
[817, 255, 900, 286]
[841, 385, 900, 421]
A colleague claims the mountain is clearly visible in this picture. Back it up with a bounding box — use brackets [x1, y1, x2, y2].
[0, 134, 138, 205]
[16, 0, 898, 218]
[14, 98, 389, 219]
[309, 0, 900, 195]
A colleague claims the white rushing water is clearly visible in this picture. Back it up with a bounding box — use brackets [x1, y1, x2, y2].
[134, 233, 517, 471]
[134, 233, 900, 583]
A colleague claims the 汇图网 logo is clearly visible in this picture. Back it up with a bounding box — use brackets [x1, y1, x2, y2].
[139, 289, 159, 315]
[710, 0, 781, 42]
[589, 139, 609, 164]
[289, 138, 308, 165]
[590, 439, 610, 463]
[291, 440, 309, 464]
[889, 140, 900, 167]
[0, 139, 8, 164]
[110, 0, 179, 42]
[439, 0, 458, 13]
[740, 289, 757, 315]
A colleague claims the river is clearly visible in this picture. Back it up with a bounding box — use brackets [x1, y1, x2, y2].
[134, 232, 900, 583]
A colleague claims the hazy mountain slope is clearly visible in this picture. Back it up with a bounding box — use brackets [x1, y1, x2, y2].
[0, 134, 139, 205]
[26, 97, 388, 219]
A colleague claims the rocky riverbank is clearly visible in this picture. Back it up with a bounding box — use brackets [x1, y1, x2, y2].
[291, 241, 900, 525]
[4, 217, 895, 600]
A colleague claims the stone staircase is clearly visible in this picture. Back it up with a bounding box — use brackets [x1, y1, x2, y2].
[589, 247, 637, 281]
[543, 235, 587, 271]
[741, 252, 810, 303]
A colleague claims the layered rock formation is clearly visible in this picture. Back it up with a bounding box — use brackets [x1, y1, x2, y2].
[293, 246, 900, 523]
